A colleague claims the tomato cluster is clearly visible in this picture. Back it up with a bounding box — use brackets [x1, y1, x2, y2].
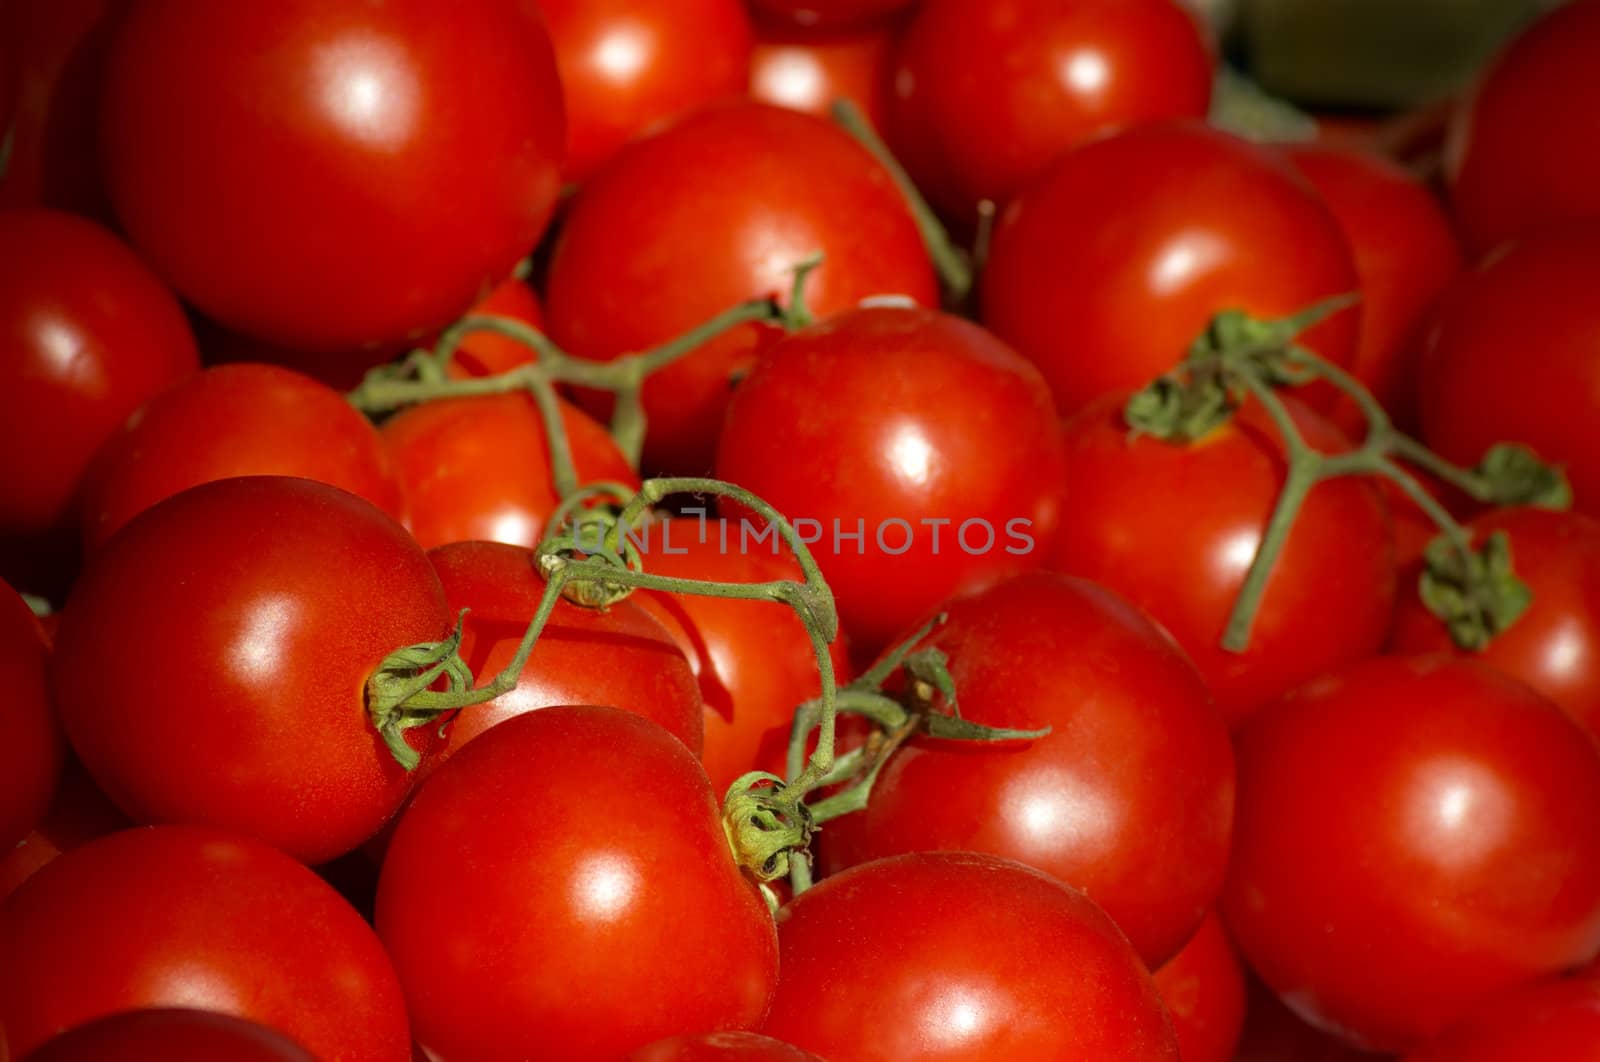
[4, 1, 1600, 1060]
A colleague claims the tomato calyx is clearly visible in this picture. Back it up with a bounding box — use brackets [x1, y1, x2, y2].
[1418, 530, 1532, 650]
[365, 612, 476, 770]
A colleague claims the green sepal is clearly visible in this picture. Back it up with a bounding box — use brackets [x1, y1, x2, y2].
[1418, 530, 1532, 651]
[1472, 444, 1573, 509]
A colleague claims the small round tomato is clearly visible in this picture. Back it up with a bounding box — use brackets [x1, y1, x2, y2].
[536, 0, 752, 182]
[981, 121, 1360, 417]
[427, 540, 703, 764]
[1285, 144, 1463, 433]
[0, 581, 62, 850]
[380, 392, 638, 551]
[749, 16, 900, 132]
[1416, 227, 1600, 517]
[1222, 655, 1600, 1054]
[0, 758, 127, 904]
[51, 477, 450, 864]
[26, 1009, 317, 1062]
[1152, 913, 1247, 1062]
[763, 851, 1179, 1060]
[1445, 0, 1600, 253]
[0, 209, 198, 539]
[1402, 979, 1600, 1062]
[445, 275, 546, 379]
[887, 0, 1214, 222]
[99, 0, 566, 355]
[0, 825, 409, 1062]
[716, 305, 1065, 655]
[377, 706, 777, 1061]
[1049, 394, 1395, 723]
[748, 0, 918, 30]
[545, 101, 937, 475]
[1390, 507, 1600, 739]
[77, 363, 405, 553]
[627, 1032, 824, 1061]
[819, 572, 1233, 969]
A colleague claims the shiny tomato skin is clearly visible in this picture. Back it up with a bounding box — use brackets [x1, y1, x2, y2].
[1152, 912, 1247, 1062]
[0, 758, 127, 905]
[1402, 979, 1600, 1062]
[749, 0, 918, 29]
[536, 0, 752, 182]
[25, 1010, 317, 1062]
[0, 209, 199, 538]
[750, 16, 899, 132]
[981, 121, 1361, 417]
[545, 101, 937, 475]
[626, 1032, 824, 1061]
[763, 851, 1179, 1060]
[445, 275, 545, 379]
[819, 572, 1233, 968]
[887, 0, 1214, 222]
[50, 477, 449, 865]
[1049, 394, 1395, 723]
[1445, 0, 1600, 254]
[1416, 227, 1600, 517]
[1285, 144, 1463, 434]
[427, 540, 703, 764]
[1222, 655, 1600, 1054]
[630, 519, 851, 794]
[0, 582, 62, 851]
[77, 363, 405, 553]
[715, 305, 1065, 654]
[99, 0, 566, 356]
[1390, 507, 1600, 739]
[380, 392, 638, 551]
[376, 706, 777, 1061]
[0, 825, 409, 1061]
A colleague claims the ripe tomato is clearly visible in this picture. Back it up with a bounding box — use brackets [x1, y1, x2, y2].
[25, 1010, 316, 1062]
[748, 0, 919, 30]
[1402, 979, 1600, 1062]
[0, 825, 409, 1061]
[1445, 0, 1600, 253]
[1233, 973, 1379, 1062]
[980, 121, 1361, 417]
[380, 392, 637, 551]
[1152, 913, 1247, 1062]
[1222, 655, 1600, 1053]
[428, 540, 704, 764]
[1390, 507, 1600, 739]
[715, 305, 1065, 655]
[0, 581, 62, 850]
[887, 0, 1214, 223]
[545, 101, 937, 474]
[536, 0, 753, 181]
[377, 706, 777, 1060]
[1049, 393, 1395, 722]
[0, 758, 127, 904]
[0, 209, 198, 539]
[630, 519, 851, 794]
[99, 0, 566, 355]
[1285, 144, 1463, 433]
[749, 16, 900, 132]
[1416, 227, 1600, 517]
[627, 1032, 823, 1061]
[819, 572, 1234, 968]
[445, 275, 546, 379]
[762, 851, 1179, 1060]
[51, 477, 450, 864]
[77, 363, 405, 553]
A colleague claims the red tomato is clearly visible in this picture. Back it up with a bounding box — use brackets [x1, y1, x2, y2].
[981, 121, 1361, 417]
[1402, 979, 1600, 1062]
[1445, 0, 1600, 253]
[1285, 144, 1463, 433]
[630, 518, 851, 794]
[0, 210, 198, 538]
[1152, 913, 1247, 1062]
[749, 0, 919, 30]
[0, 825, 409, 1061]
[545, 101, 937, 474]
[1416, 227, 1600, 517]
[377, 706, 777, 1060]
[51, 477, 449, 864]
[0, 758, 127, 904]
[627, 1032, 824, 1061]
[536, 0, 752, 181]
[1390, 507, 1600, 739]
[763, 851, 1179, 1060]
[715, 305, 1065, 654]
[26, 1010, 316, 1062]
[819, 572, 1234, 968]
[1049, 394, 1395, 723]
[380, 392, 638, 551]
[428, 540, 704, 764]
[445, 275, 546, 379]
[99, 0, 566, 355]
[77, 363, 406, 553]
[749, 16, 900, 132]
[0, 582, 62, 850]
[1222, 655, 1600, 1053]
[1233, 974, 1381, 1062]
[887, 0, 1213, 223]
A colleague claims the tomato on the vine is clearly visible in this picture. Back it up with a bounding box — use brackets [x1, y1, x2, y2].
[750, 15, 900, 132]
[445, 275, 546, 379]
[1152, 912, 1247, 1062]
[0, 581, 61, 851]
[25, 1010, 317, 1062]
